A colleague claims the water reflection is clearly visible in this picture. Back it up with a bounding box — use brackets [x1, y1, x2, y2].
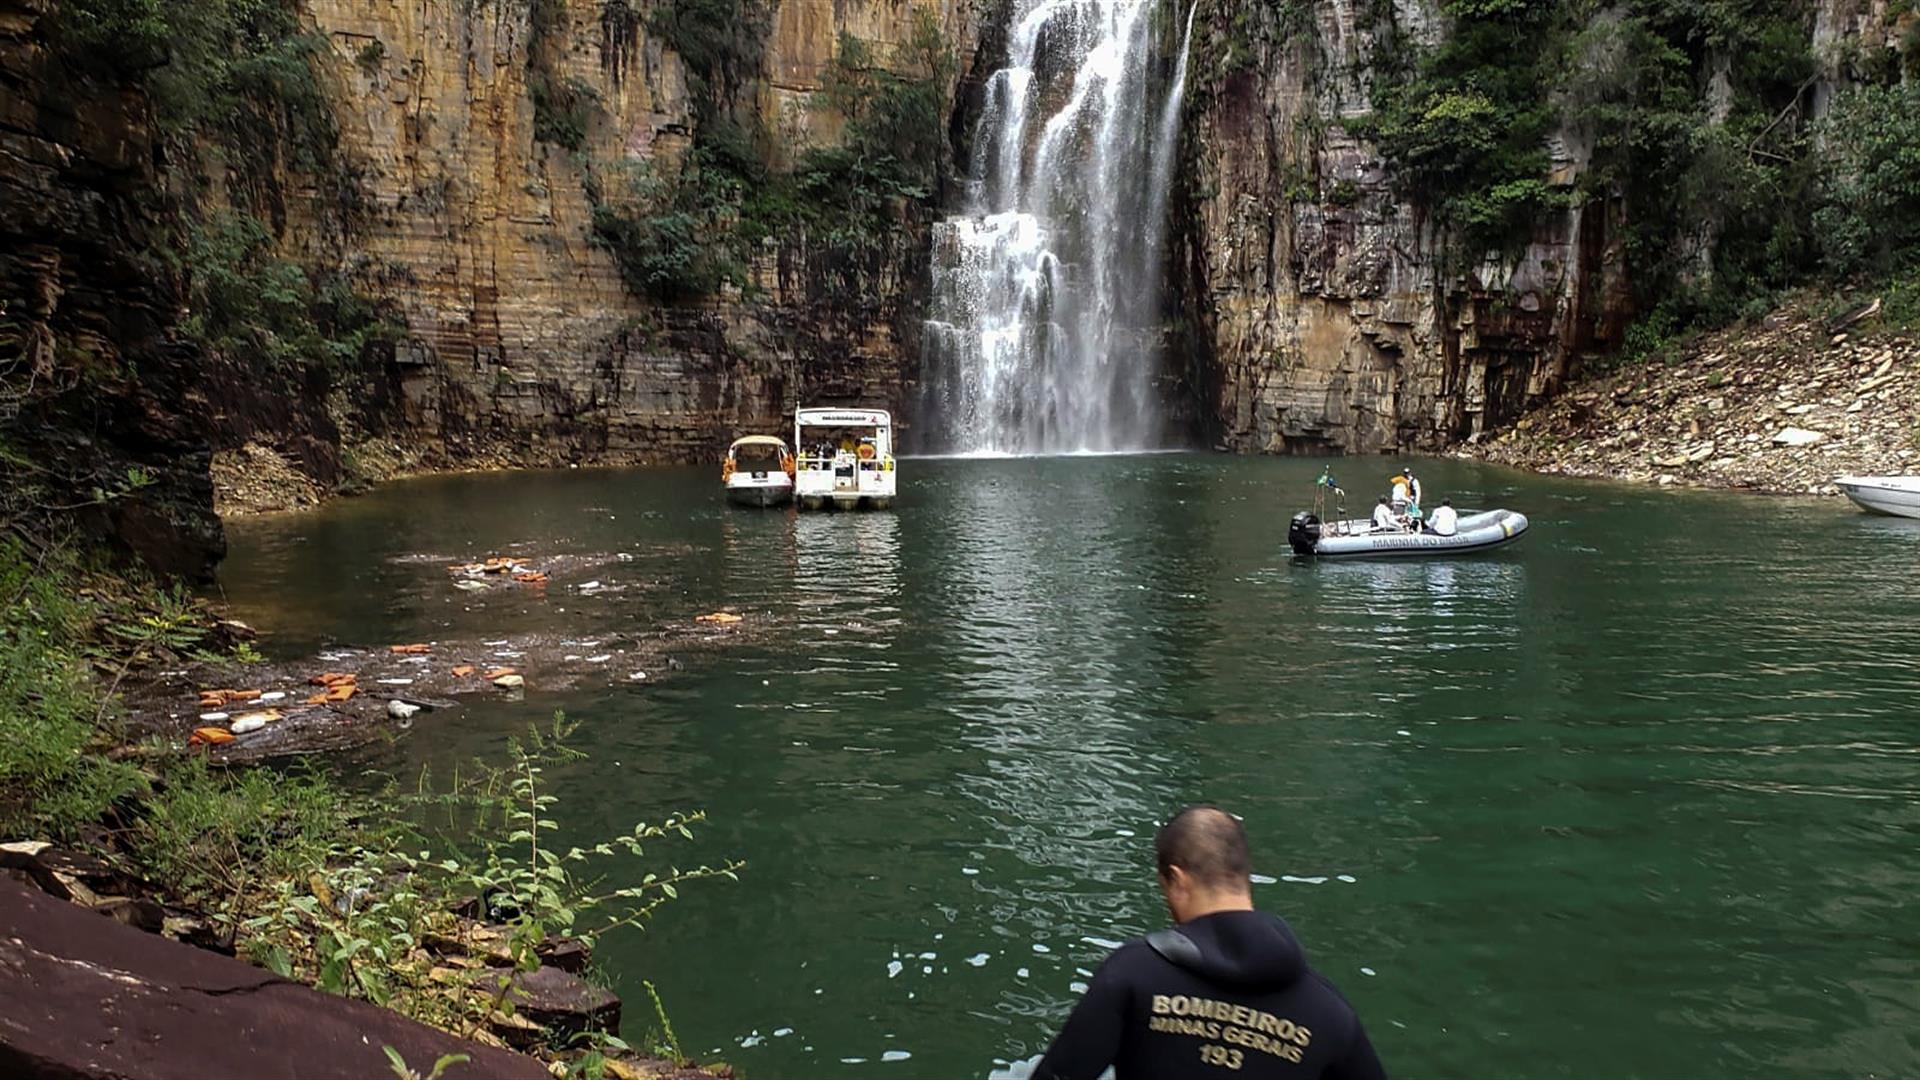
[212, 456, 1920, 1080]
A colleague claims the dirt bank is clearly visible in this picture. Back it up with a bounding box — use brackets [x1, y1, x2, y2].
[1456, 304, 1918, 493]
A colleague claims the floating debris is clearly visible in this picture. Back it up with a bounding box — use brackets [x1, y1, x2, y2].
[696, 612, 744, 625]
[388, 643, 431, 655]
[197, 688, 262, 708]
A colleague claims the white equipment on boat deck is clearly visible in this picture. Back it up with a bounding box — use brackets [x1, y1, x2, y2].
[1834, 475, 1920, 519]
[722, 435, 795, 508]
[793, 408, 897, 511]
[1289, 508, 1529, 558]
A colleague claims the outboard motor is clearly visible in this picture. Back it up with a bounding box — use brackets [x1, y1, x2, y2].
[1287, 512, 1322, 556]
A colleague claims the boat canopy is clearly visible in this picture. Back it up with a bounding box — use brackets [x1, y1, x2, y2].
[727, 435, 789, 453]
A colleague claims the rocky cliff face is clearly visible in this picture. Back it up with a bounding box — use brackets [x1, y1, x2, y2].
[1173, 0, 1632, 455]
[0, 0, 224, 576]
[298, 0, 983, 464]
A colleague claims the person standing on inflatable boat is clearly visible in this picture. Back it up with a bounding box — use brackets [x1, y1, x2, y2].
[1029, 807, 1387, 1080]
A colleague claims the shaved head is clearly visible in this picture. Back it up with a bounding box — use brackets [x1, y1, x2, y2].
[1154, 805, 1251, 892]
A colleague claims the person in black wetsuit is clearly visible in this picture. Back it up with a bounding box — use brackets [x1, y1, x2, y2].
[1030, 806, 1386, 1080]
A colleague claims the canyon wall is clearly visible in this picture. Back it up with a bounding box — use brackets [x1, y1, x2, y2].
[295, 0, 984, 465]
[1174, 0, 1628, 455]
[1170, 0, 1912, 455]
[0, 0, 225, 575]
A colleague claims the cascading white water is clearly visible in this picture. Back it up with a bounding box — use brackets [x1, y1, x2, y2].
[924, 1, 1197, 455]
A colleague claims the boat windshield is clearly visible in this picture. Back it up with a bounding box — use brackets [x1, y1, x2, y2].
[731, 445, 785, 471]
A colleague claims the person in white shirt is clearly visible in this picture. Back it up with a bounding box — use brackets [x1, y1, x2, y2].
[1371, 496, 1396, 532]
[1429, 498, 1459, 537]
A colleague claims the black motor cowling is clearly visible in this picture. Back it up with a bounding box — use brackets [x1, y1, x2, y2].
[1287, 512, 1321, 556]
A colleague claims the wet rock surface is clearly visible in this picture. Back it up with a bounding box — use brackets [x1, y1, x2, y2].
[0, 876, 550, 1080]
[1456, 312, 1918, 494]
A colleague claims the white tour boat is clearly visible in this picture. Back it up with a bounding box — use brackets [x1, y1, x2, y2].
[722, 435, 794, 508]
[793, 407, 897, 511]
[1835, 475, 1920, 519]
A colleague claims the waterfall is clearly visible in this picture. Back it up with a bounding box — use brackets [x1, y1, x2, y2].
[924, 1, 1197, 455]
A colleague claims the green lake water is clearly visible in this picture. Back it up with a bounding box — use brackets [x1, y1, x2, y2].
[217, 455, 1920, 1079]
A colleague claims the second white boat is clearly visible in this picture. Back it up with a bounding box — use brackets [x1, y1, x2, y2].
[1835, 475, 1920, 519]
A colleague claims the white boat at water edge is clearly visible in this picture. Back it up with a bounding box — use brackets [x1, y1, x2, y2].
[794, 407, 897, 511]
[1835, 475, 1920, 519]
[722, 436, 794, 508]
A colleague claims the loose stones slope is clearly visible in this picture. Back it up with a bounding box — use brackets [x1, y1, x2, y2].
[1460, 305, 1919, 493]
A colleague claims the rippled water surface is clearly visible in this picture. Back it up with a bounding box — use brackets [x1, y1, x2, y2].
[220, 456, 1920, 1079]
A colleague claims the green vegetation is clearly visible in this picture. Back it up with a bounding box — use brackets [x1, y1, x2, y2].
[1338, 0, 1920, 349]
[40, 0, 395, 432]
[0, 536, 311, 844]
[1812, 82, 1920, 280]
[59, 0, 337, 174]
[591, 5, 953, 303]
[182, 211, 395, 377]
[1, 533, 737, 1065]
[646, 0, 773, 114]
[0, 540, 145, 836]
[531, 75, 596, 152]
[243, 717, 741, 1044]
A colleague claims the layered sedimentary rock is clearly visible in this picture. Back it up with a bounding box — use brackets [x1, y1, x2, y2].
[0, 0, 225, 576]
[1174, 0, 1631, 455]
[299, 0, 982, 463]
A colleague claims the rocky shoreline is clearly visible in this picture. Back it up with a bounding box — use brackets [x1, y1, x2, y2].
[1455, 304, 1918, 494]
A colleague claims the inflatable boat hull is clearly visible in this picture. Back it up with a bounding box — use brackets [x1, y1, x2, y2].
[1289, 508, 1529, 559]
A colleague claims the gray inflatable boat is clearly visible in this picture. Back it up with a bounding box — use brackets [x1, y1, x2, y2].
[1288, 508, 1529, 559]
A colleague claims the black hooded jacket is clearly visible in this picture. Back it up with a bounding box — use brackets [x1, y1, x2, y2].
[1032, 910, 1386, 1080]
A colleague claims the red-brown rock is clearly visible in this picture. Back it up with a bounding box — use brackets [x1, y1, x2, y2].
[0, 878, 547, 1079]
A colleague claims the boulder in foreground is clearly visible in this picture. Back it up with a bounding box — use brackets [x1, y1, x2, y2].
[0, 878, 547, 1080]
